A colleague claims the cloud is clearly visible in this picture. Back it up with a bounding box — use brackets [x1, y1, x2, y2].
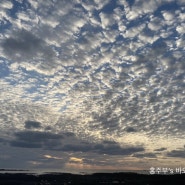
[0, 138, 6, 143]
[11, 140, 42, 148]
[132, 152, 157, 158]
[0, 101, 60, 132]
[124, 0, 160, 20]
[124, 23, 146, 38]
[8, 130, 144, 156]
[0, 0, 185, 171]
[124, 127, 137, 133]
[1, 29, 58, 73]
[94, 0, 111, 10]
[69, 157, 83, 163]
[61, 135, 145, 155]
[10, 130, 63, 149]
[1, 0, 13, 9]
[44, 154, 63, 160]
[167, 149, 185, 158]
[15, 130, 63, 141]
[24, 120, 42, 129]
[154, 147, 167, 152]
[93, 142, 144, 155]
[99, 12, 116, 29]
[162, 11, 175, 21]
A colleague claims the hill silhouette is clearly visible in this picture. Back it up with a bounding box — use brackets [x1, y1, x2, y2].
[0, 172, 185, 185]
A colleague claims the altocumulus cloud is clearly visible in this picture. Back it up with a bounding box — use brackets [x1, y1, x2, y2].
[0, 0, 185, 171]
[1, 29, 58, 72]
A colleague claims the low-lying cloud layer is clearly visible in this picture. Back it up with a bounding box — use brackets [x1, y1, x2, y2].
[8, 130, 144, 155]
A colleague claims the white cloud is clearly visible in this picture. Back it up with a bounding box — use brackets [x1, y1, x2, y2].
[102, 29, 119, 43]
[138, 33, 159, 45]
[28, 0, 39, 9]
[148, 16, 164, 31]
[125, 0, 160, 20]
[176, 23, 185, 34]
[0, 1, 13, 9]
[178, 12, 185, 20]
[124, 23, 146, 38]
[176, 38, 185, 48]
[0, 101, 60, 132]
[94, 0, 110, 10]
[81, 0, 96, 12]
[162, 11, 177, 27]
[99, 12, 116, 29]
[162, 11, 174, 21]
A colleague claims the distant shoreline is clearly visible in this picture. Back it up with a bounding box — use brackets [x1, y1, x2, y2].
[0, 169, 146, 175]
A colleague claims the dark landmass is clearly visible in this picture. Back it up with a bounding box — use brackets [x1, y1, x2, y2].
[0, 172, 184, 185]
[0, 169, 29, 171]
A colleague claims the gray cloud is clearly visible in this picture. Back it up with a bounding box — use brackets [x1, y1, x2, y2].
[10, 130, 63, 150]
[24, 120, 42, 129]
[9, 130, 144, 156]
[125, 127, 137, 133]
[14, 130, 63, 141]
[1, 29, 56, 69]
[11, 140, 42, 148]
[132, 152, 157, 158]
[93, 143, 144, 156]
[0, 138, 6, 144]
[63, 140, 144, 156]
[167, 149, 185, 158]
[154, 147, 167, 152]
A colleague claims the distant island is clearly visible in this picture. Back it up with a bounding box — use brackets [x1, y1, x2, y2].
[0, 169, 29, 171]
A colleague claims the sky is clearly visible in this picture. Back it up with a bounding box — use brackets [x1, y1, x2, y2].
[0, 0, 185, 173]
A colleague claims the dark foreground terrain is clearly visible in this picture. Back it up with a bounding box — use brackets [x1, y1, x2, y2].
[0, 172, 185, 185]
